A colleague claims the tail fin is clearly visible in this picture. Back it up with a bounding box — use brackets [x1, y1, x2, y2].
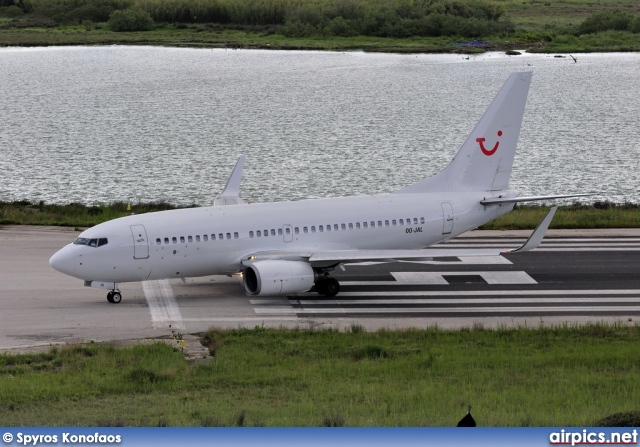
[396, 71, 532, 194]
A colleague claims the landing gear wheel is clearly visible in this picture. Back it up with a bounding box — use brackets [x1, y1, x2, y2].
[315, 280, 327, 295]
[107, 291, 122, 304]
[324, 278, 340, 297]
[315, 277, 340, 297]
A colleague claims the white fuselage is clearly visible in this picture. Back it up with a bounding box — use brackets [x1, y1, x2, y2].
[50, 191, 515, 284]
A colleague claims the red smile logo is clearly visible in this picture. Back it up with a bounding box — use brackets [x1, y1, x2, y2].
[476, 130, 502, 156]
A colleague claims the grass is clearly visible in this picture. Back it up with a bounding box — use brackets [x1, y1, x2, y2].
[1, 0, 640, 52]
[479, 202, 640, 230]
[1, 323, 640, 426]
[2, 200, 639, 230]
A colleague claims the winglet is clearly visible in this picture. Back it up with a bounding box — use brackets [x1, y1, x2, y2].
[214, 155, 246, 206]
[509, 207, 557, 253]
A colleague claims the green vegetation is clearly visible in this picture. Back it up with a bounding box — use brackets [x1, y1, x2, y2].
[1, 200, 639, 230]
[478, 202, 640, 230]
[1, 0, 640, 52]
[1, 324, 639, 426]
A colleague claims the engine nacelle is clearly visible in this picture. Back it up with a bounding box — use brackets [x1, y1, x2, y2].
[243, 260, 316, 296]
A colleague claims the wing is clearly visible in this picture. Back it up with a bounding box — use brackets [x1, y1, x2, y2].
[242, 207, 557, 267]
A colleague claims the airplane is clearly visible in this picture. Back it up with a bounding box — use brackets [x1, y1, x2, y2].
[49, 71, 589, 304]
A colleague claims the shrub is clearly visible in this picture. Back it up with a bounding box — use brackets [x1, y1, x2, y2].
[108, 8, 154, 31]
[577, 10, 632, 35]
[0, 5, 24, 17]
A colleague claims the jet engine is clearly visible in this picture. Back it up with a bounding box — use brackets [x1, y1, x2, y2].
[243, 260, 316, 296]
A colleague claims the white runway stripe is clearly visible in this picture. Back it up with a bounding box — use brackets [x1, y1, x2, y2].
[331, 289, 640, 297]
[142, 279, 186, 330]
[391, 271, 537, 285]
[292, 297, 640, 305]
[292, 306, 640, 315]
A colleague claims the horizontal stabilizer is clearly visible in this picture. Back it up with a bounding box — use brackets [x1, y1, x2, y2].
[480, 194, 594, 205]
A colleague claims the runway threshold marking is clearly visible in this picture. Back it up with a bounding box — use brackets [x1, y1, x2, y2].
[252, 290, 640, 317]
[142, 279, 186, 330]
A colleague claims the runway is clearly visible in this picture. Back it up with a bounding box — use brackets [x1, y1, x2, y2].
[1, 225, 640, 352]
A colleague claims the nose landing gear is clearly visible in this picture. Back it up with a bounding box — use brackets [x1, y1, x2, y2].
[107, 290, 122, 304]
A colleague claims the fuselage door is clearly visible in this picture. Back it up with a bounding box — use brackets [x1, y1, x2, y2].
[130, 224, 149, 259]
[283, 224, 293, 243]
[441, 202, 454, 234]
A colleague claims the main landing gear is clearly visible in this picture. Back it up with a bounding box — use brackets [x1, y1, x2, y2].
[107, 290, 122, 304]
[315, 276, 340, 297]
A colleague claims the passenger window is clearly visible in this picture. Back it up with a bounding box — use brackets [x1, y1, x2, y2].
[295, 227, 299, 234]
[226, 233, 231, 240]
[363, 222, 368, 228]
[356, 222, 361, 229]
[370, 221, 375, 228]
[385, 220, 389, 227]
[196, 235, 200, 242]
[203, 235, 208, 241]
[271, 229, 276, 236]
[164, 238, 169, 244]
[414, 218, 418, 224]
[399, 219, 404, 225]
[420, 217, 425, 224]
[172, 237, 177, 244]
[234, 232, 239, 239]
[218, 233, 223, 240]
[326, 225, 331, 232]
[212, 234, 216, 241]
[311, 226, 316, 233]
[341, 224, 346, 230]
[156, 238, 161, 245]
[392, 220, 397, 226]
[264, 229, 269, 237]
[257, 230, 262, 237]
[378, 221, 383, 227]
[285, 228, 291, 235]
[348, 223, 353, 230]
[250, 231, 254, 238]
[319, 225, 324, 232]
[180, 236, 185, 243]
[188, 236, 193, 242]
[278, 228, 283, 235]
[303, 227, 308, 233]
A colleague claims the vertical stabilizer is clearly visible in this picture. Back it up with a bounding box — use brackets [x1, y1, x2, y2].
[396, 71, 532, 193]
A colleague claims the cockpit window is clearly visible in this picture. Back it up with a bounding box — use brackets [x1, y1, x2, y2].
[73, 237, 108, 247]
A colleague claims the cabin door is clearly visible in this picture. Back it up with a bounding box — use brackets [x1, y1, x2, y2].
[441, 202, 454, 235]
[130, 224, 150, 259]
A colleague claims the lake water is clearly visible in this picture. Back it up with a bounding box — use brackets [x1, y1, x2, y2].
[1, 46, 639, 205]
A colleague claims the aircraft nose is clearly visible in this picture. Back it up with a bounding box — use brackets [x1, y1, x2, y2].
[49, 247, 75, 276]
